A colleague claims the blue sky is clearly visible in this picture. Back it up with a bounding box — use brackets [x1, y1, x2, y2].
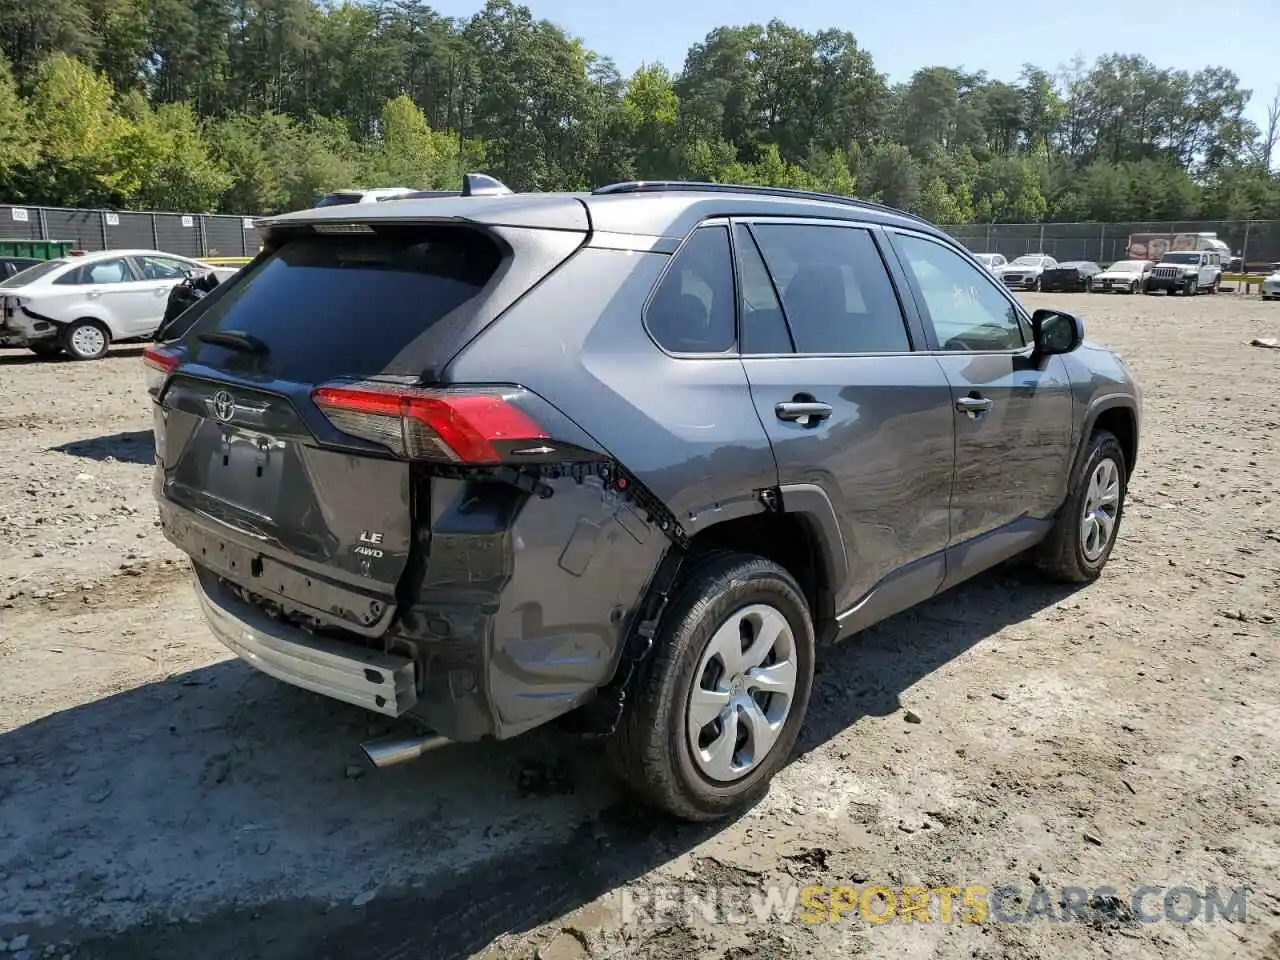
[431, 0, 1277, 130]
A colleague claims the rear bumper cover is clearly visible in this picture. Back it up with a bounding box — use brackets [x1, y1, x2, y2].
[192, 563, 418, 717]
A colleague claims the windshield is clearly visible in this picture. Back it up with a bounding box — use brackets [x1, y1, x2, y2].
[0, 259, 68, 288]
[1108, 261, 1145, 273]
[1161, 253, 1201, 264]
[1011, 256, 1047, 266]
[974, 254, 997, 264]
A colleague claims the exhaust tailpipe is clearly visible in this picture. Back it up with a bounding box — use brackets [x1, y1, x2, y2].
[361, 734, 451, 768]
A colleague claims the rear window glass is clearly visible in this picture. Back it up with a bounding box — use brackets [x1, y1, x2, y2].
[0, 259, 67, 287]
[182, 226, 502, 382]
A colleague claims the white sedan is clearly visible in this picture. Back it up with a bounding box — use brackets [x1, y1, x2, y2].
[0, 249, 239, 360]
[1261, 268, 1280, 301]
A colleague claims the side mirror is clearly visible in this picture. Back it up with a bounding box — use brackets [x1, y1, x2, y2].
[1030, 309, 1084, 357]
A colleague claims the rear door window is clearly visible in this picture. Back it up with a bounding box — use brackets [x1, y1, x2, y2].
[734, 224, 793, 354]
[182, 225, 503, 382]
[749, 223, 912, 354]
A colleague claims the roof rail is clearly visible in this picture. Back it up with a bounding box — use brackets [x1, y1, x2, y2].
[591, 181, 929, 225]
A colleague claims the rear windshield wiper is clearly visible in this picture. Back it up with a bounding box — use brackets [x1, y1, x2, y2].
[197, 330, 270, 354]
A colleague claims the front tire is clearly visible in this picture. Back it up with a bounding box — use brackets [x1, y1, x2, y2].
[609, 552, 816, 822]
[1032, 430, 1127, 583]
[63, 319, 111, 361]
[28, 342, 62, 359]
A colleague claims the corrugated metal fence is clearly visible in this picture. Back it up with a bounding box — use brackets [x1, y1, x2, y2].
[0, 204, 261, 259]
[942, 220, 1280, 270]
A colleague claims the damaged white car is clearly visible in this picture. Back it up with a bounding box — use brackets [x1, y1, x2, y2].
[0, 250, 238, 360]
[1090, 259, 1155, 294]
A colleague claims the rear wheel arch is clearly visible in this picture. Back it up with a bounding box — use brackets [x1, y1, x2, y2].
[679, 492, 843, 639]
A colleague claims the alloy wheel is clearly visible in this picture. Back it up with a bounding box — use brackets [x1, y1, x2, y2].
[1080, 457, 1122, 562]
[687, 603, 799, 783]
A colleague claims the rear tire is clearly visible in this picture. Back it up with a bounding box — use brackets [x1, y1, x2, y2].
[28, 342, 62, 359]
[1032, 430, 1127, 584]
[609, 552, 815, 822]
[63, 319, 111, 361]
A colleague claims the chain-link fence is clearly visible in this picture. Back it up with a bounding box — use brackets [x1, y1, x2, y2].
[941, 220, 1280, 271]
[6, 204, 1279, 272]
[0, 204, 262, 258]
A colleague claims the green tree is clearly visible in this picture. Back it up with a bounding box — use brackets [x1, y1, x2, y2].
[26, 54, 128, 205]
[367, 94, 456, 188]
[110, 95, 230, 209]
[0, 56, 38, 187]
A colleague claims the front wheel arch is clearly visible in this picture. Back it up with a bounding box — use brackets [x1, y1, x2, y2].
[1069, 398, 1138, 484]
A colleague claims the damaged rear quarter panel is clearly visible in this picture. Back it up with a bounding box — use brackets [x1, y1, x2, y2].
[441, 246, 779, 738]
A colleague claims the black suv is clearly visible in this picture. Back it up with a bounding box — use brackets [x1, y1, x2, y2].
[144, 181, 1141, 822]
[0, 256, 40, 280]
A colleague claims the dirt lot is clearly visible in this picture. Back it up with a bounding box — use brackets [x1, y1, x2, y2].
[1, 292, 1278, 960]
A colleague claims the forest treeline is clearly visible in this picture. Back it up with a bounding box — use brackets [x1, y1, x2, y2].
[1, 0, 1279, 220]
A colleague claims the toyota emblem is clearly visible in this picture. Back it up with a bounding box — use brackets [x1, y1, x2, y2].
[211, 390, 236, 423]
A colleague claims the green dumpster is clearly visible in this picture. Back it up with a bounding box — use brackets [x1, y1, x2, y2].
[0, 239, 74, 260]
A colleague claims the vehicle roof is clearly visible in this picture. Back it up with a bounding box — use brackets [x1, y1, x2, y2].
[255, 185, 953, 244]
[62, 249, 202, 262]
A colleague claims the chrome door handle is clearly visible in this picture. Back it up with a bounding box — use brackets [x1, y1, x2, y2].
[955, 396, 993, 417]
[775, 401, 833, 422]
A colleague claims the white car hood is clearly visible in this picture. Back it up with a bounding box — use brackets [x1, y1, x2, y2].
[1000, 263, 1046, 274]
[1096, 270, 1141, 281]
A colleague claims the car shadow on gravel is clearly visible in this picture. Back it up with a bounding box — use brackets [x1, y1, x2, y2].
[0, 562, 1083, 960]
[51, 430, 155, 465]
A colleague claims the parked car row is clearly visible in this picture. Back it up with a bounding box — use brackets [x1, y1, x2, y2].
[0, 250, 240, 359]
[970, 249, 1230, 296]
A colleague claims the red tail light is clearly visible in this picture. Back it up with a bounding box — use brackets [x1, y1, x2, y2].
[312, 382, 549, 464]
[142, 344, 181, 395]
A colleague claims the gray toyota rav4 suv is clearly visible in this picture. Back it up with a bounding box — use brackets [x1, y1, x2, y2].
[144, 181, 1141, 822]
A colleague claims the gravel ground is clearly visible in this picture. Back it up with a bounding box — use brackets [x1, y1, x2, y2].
[1, 292, 1278, 960]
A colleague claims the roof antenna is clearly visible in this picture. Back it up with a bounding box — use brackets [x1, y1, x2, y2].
[462, 173, 513, 197]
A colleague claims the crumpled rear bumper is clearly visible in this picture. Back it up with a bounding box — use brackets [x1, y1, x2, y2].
[192, 563, 418, 717]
